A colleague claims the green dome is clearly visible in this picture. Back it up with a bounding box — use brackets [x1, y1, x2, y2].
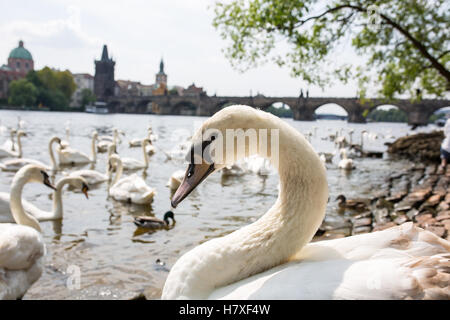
[8, 41, 33, 60]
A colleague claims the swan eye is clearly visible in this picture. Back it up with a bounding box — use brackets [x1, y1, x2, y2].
[187, 164, 195, 178]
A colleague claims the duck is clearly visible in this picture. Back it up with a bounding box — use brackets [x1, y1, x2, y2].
[117, 139, 151, 171]
[133, 211, 175, 229]
[338, 148, 355, 170]
[0, 165, 57, 299]
[336, 194, 369, 211]
[0, 174, 89, 223]
[161, 105, 450, 300]
[108, 154, 156, 205]
[0, 136, 61, 172]
[167, 170, 185, 190]
[0, 130, 26, 159]
[57, 131, 98, 166]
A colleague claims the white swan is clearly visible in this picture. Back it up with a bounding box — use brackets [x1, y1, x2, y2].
[118, 139, 150, 171]
[97, 129, 124, 153]
[108, 154, 156, 204]
[0, 165, 57, 299]
[0, 130, 25, 159]
[129, 127, 154, 147]
[0, 175, 89, 223]
[1, 129, 16, 152]
[167, 170, 185, 190]
[0, 136, 61, 172]
[57, 131, 98, 166]
[161, 105, 450, 300]
[338, 148, 355, 170]
[67, 166, 110, 186]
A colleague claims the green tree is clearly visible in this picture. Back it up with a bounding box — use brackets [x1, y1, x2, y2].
[56, 70, 76, 100]
[213, 0, 450, 99]
[25, 67, 75, 110]
[8, 79, 37, 107]
[367, 108, 407, 122]
[80, 88, 96, 107]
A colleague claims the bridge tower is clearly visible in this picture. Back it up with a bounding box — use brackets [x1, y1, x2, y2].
[155, 58, 167, 89]
[94, 44, 116, 101]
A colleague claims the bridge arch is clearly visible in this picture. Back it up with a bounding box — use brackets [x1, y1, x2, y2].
[171, 100, 198, 116]
[314, 103, 349, 121]
[265, 101, 293, 118]
[366, 104, 407, 123]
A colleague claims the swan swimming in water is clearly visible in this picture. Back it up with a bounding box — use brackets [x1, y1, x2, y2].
[57, 131, 98, 166]
[0, 136, 61, 172]
[0, 175, 89, 223]
[161, 105, 450, 300]
[0, 130, 26, 159]
[0, 165, 57, 299]
[108, 154, 156, 205]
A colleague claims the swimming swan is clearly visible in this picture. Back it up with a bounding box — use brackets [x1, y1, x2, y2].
[0, 130, 26, 159]
[57, 131, 98, 166]
[118, 139, 151, 171]
[108, 154, 156, 205]
[0, 136, 61, 172]
[0, 174, 89, 223]
[0, 165, 57, 299]
[161, 105, 450, 300]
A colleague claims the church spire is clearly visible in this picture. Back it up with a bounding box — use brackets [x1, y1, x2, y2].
[159, 58, 164, 73]
[101, 45, 109, 61]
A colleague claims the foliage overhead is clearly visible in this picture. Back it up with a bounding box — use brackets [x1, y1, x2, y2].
[212, 0, 450, 99]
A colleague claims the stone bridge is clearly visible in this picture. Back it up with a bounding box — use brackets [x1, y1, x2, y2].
[106, 95, 450, 126]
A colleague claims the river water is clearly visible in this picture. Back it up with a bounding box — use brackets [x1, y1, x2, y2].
[0, 109, 439, 299]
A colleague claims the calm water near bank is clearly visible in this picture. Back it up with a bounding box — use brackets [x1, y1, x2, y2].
[0, 110, 439, 299]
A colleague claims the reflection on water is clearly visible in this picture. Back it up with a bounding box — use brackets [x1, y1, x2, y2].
[0, 110, 438, 299]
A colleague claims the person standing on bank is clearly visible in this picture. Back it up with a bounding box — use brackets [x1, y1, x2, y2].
[439, 114, 450, 172]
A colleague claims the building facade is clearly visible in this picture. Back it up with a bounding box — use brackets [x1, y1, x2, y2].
[70, 73, 94, 107]
[0, 40, 34, 100]
[94, 45, 115, 101]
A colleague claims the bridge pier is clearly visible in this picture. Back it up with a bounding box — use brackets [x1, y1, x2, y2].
[347, 110, 366, 123]
[292, 107, 315, 121]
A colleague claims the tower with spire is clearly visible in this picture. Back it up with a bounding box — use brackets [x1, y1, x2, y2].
[94, 44, 115, 101]
[155, 58, 167, 89]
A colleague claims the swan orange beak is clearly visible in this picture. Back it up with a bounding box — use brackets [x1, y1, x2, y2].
[82, 184, 89, 199]
[171, 162, 215, 208]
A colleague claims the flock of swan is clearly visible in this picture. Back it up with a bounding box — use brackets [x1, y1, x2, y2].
[0, 105, 449, 300]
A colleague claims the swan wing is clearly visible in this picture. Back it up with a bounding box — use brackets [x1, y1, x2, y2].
[209, 224, 450, 300]
[58, 147, 90, 164]
[0, 158, 47, 172]
[111, 175, 155, 204]
[69, 170, 108, 185]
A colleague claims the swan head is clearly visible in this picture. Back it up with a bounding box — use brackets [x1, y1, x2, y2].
[171, 105, 279, 207]
[17, 164, 56, 190]
[17, 130, 27, 138]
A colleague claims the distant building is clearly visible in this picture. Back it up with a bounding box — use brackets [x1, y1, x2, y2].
[94, 45, 115, 101]
[115, 80, 141, 97]
[0, 40, 34, 100]
[182, 83, 205, 97]
[70, 73, 94, 107]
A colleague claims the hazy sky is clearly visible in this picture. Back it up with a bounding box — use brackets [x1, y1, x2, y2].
[0, 0, 363, 105]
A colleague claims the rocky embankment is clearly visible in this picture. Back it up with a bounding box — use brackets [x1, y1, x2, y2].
[315, 129, 450, 242]
[387, 130, 444, 162]
[315, 163, 450, 241]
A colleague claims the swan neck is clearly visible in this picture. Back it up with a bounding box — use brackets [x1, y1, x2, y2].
[111, 158, 123, 187]
[10, 173, 41, 232]
[16, 134, 23, 158]
[142, 140, 149, 168]
[48, 138, 58, 170]
[91, 135, 97, 162]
